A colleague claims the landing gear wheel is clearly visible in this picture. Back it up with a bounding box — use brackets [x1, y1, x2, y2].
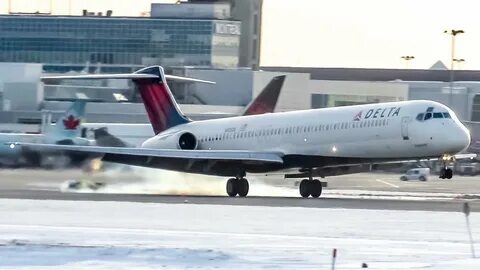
[237, 178, 249, 197]
[299, 179, 310, 198]
[440, 168, 446, 179]
[440, 168, 453, 179]
[226, 178, 237, 197]
[310, 180, 322, 198]
[445, 168, 453, 179]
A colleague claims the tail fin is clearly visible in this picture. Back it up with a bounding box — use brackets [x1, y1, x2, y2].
[47, 100, 86, 138]
[242, 76, 285, 116]
[133, 66, 190, 135]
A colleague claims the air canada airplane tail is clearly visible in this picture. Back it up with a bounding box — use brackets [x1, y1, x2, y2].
[45, 99, 86, 138]
[41, 66, 215, 135]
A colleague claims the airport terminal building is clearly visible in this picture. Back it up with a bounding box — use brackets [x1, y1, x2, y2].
[0, 15, 240, 70]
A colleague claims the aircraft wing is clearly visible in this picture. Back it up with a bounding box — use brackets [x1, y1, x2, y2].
[13, 143, 283, 163]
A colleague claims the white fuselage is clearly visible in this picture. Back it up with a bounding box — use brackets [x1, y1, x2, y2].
[142, 100, 470, 163]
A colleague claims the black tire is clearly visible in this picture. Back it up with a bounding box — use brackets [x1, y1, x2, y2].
[299, 179, 310, 198]
[226, 178, 237, 197]
[446, 169, 453, 179]
[237, 178, 249, 197]
[400, 176, 407, 181]
[439, 168, 446, 179]
[310, 180, 322, 198]
[419, 176, 426, 181]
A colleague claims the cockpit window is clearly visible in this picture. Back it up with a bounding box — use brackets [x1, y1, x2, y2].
[416, 113, 424, 121]
[418, 109, 452, 121]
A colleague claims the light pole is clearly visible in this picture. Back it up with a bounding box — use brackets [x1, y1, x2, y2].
[401, 56, 415, 69]
[444, 29, 465, 106]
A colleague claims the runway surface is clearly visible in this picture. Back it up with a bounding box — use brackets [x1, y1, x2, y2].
[0, 168, 479, 212]
[0, 189, 478, 212]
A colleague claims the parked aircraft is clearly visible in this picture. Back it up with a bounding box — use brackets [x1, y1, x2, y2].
[0, 100, 89, 167]
[15, 66, 472, 198]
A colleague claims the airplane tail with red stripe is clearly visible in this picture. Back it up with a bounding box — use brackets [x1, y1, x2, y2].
[242, 75, 285, 116]
[133, 66, 191, 135]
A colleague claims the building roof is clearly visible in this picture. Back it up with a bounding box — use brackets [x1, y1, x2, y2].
[261, 66, 480, 82]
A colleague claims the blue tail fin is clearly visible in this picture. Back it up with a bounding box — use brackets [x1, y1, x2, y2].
[45, 100, 86, 139]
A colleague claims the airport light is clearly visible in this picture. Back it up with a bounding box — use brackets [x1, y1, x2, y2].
[401, 56, 415, 69]
[453, 58, 466, 69]
[444, 29, 465, 106]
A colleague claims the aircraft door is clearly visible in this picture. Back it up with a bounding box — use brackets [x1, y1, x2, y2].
[401, 116, 410, 140]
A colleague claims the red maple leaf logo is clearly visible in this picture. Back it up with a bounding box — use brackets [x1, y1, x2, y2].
[63, 115, 80, 130]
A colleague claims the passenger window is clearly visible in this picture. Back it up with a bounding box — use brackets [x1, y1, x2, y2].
[424, 113, 432, 120]
[433, 113, 443, 119]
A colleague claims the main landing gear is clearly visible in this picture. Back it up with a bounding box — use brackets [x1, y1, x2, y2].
[299, 178, 323, 198]
[299, 179, 322, 198]
[226, 177, 249, 197]
[439, 155, 454, 179]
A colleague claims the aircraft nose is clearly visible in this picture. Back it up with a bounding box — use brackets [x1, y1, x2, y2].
[455, 124, 471, 152]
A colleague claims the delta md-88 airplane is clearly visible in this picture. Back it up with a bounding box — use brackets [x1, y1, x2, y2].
[17, 66, 472, 198]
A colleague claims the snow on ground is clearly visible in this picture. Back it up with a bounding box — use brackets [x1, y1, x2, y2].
[0, 199, 479, 269]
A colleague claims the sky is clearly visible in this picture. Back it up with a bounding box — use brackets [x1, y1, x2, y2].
[0, 0, 479, 69]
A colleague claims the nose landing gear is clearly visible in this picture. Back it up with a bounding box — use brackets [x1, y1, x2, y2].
[439, 167, 453, 179]
[439, 155, 454, 179]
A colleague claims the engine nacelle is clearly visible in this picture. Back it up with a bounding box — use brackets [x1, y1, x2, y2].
[177, 132, 197, 150]
[142, 131, 198, 150]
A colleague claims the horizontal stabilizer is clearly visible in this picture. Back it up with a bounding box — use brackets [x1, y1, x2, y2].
[42, 71, 215, 84]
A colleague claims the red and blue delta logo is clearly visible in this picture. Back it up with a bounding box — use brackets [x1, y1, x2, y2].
[353, 107, 401, 121]
[353, 111, 362, 121]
